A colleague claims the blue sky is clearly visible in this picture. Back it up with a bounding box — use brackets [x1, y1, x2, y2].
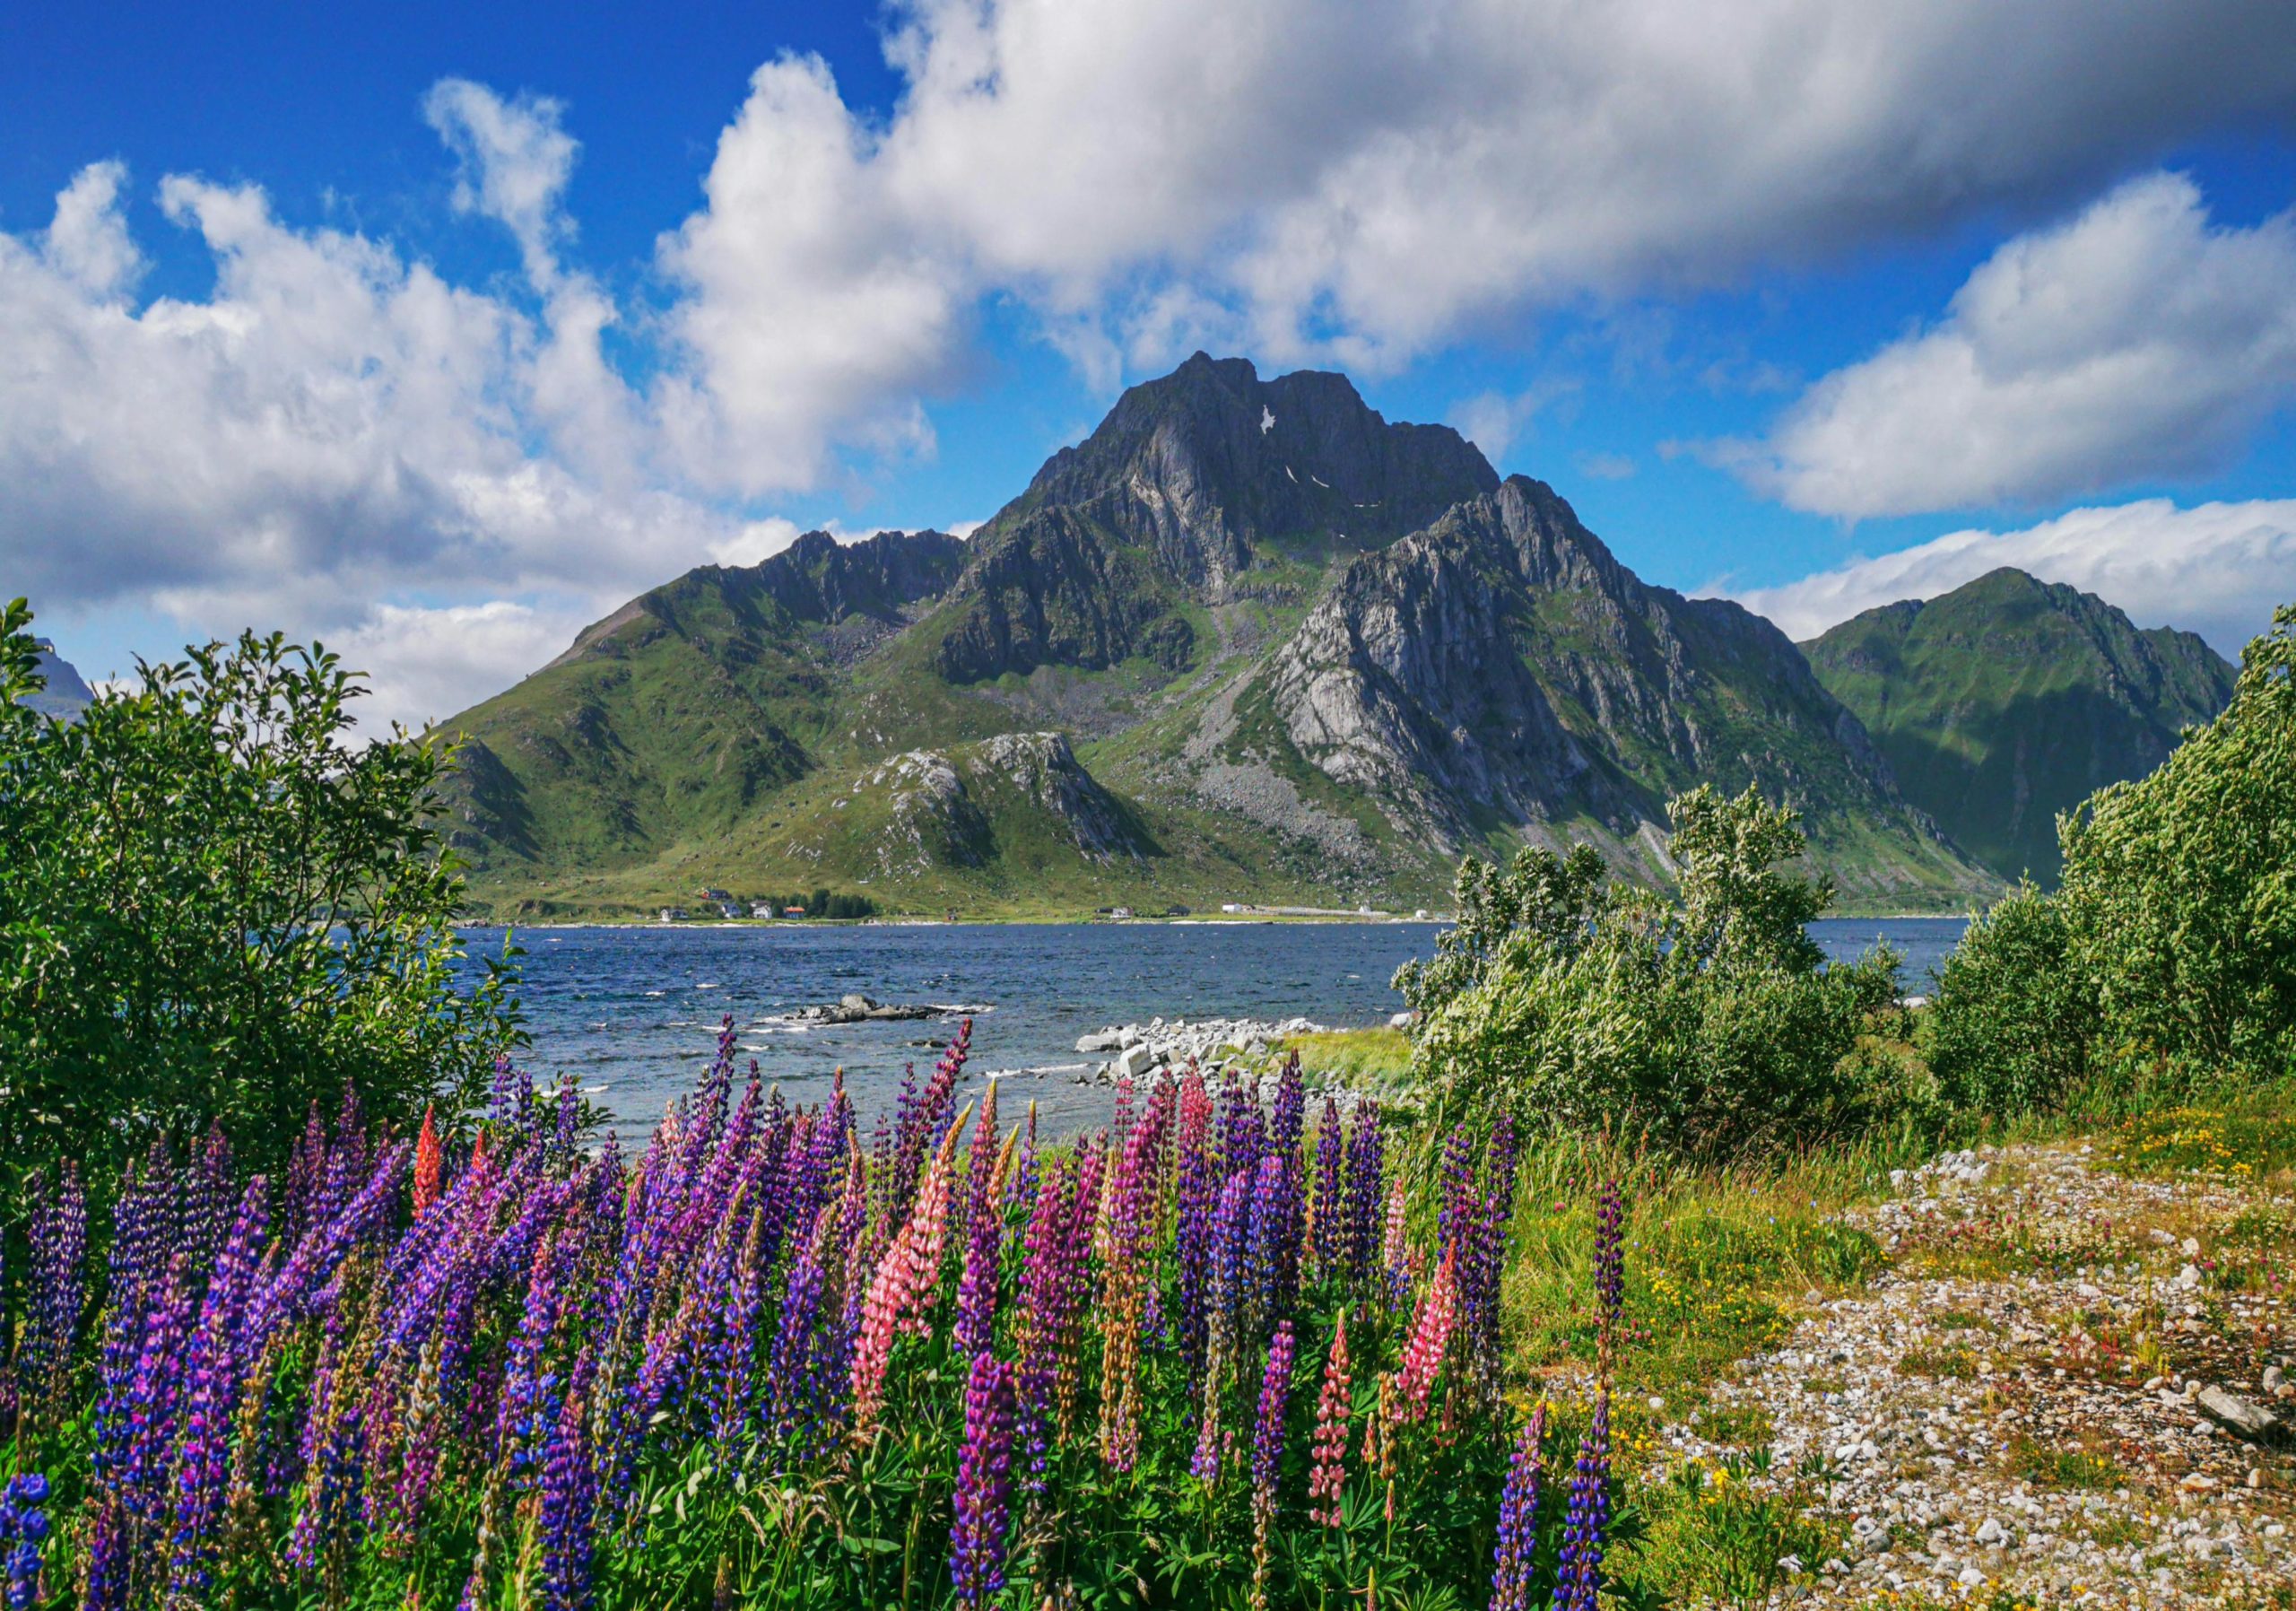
[5, 0, 2295, 728]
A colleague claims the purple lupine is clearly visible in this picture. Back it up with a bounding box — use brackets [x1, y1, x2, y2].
[952, 1085, 1004, 1360]
[1490, 1404, 1546, 1611]
[1593, 1178, 1625, 1374]
[1551, 1393, 1612, 1611]
[949, 1352, 1015, 1608]
[1250, 1321, 1296, 1506]
[80, 1495, 129, 1611]
[1248, 1321, 1297, 1611]
[1, 1473, 49, 1611]
[767, 1228, 832, 1455]
[1243, 1154, 1288, 1323]
[19, 1163, 87, 1418]
[1309, 1096, 1344, 1283]
[1342, 1102, 1385, 1289]
[539, 1359, 599, 1611]
[1173, 1071, 1219, 1367]
[1011, 1158, 1077, 1487]
[1465, 1114, 1520, 1398]
[167, 1179, 272, 1603]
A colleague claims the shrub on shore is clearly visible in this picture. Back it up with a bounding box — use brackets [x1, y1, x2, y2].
[0, 600, 521, 1189]
[1405, 786, 1900, 1156]
[1926, 601, 2296, 1110]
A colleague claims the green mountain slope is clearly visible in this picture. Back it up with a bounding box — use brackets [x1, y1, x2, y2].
[434, 354, 2003, 919]
[1803, 568, 2235, 884]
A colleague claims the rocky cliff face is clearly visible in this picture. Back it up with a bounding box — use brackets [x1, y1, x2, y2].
[852, 732, 1152, 878]
[1805, 568, 2237, 883]
[28, 640, 94, 721]
[934, 353, 1499, 684]
[1247, 476, 1966, 884]
[434, 353, 2021, 917]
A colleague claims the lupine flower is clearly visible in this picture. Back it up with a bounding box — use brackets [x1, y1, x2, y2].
[539, 1360, 599, 1611]
[414, 1106, 444, 1215]
[1396, 1249, 1457, 1420]
[1, 1475, 49, 1611]
[952, 1084, 1004, 1360]
[1593, 1178, 1624, 1376]
[1249, 1321, 1296, 1611]
[1490, 1403, 1546, 1611]
[1381, 1175, 1412, 1311]
[1552, 1394, 1611, 1611]
[1343, 1102, 1385, 1288]
[848, 1120, 961, 1439]
[1306, 1312, 1352, 1527]
[19, 1163, 86, 1419]
[1309, 1097, 1344, 1282]
[948, 1352, 1015, 1607]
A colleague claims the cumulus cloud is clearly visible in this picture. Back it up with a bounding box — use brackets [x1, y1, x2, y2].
[1730, 498, 2296, 657]
[0, 95, 743, 730]
[1723, 174, 2296, 517]
[648, 0, 2296, 445]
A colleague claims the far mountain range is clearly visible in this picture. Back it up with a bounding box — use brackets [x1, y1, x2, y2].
[41, 354, 2229, 920]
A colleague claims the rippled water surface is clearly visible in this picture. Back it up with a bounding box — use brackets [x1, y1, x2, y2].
[451, 916, 1965, 1136]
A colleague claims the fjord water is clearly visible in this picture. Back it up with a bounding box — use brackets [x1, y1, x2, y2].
[454, 918, 1967, 1137]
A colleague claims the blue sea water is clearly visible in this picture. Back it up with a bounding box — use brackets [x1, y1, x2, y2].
[451, 917, 1965, 1137]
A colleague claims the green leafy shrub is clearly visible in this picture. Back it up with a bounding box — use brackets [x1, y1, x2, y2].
[2056, 602, 2296, 1084]
[1926, 603, 2295, 1109]
[1409, 785, 1900, 1155]
[0, 599, 522, 1187]
[1923, 881, 2095, 1114]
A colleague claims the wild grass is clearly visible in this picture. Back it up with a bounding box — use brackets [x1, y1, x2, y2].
[1276, 1026, 1413, 1092]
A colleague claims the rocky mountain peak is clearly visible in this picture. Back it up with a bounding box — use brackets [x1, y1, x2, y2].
[27, 640, 95, 721]
[1001, 352, 1500, 588]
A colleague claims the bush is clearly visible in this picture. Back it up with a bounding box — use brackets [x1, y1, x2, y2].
[1409, 785, 1900, 1155]
[0, 600, 522, 1188]
[2057, 603, 2296, 1084]
[1922, 603, 2295, 1109]
[1922, 882, 2095, 1115]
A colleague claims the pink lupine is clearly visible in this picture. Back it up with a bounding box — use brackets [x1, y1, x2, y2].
[1306, 1312, 1352, 1526]
[1396, 1249, 1457, 1420]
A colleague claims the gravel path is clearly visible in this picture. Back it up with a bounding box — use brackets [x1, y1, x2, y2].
[1655, 1143, 2294, 1607]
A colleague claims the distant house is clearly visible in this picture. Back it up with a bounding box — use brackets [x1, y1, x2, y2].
[751, 902, 778, 919]
[1109, 906, 1134, 919]
[658, 907, 688, 923]
[785, 905, 809, 918]
[718, 902, 744, 919]
[1221, 903, 1246, 913]
[700, 887, 733, 902]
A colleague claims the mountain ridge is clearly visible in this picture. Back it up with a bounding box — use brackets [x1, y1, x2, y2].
[1804, 567, 2235, 884]
[433, 356, 2012, 919]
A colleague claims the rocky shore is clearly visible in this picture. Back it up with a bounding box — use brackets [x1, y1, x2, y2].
[1071, 1014, 1326, 1083]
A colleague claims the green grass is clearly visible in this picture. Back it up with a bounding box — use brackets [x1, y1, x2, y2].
[2005, 1433, 2126, 1491]
[1278, 1026, 1413, 1091]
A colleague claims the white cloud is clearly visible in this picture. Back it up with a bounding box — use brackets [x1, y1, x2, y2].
[652, 0, 2296, 428]
[1576, 450, 1635, 482]
[1447, 379, 1580, 466]
[0, 123, 734, 728]
[1730, 498, 2296, 657]
[1723, 174, 2296, 517]
[331, 600, 593, 735]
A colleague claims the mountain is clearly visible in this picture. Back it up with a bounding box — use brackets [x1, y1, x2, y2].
[1803, 568, 2235, 884]
[435, 354, 1996, 919]
[28, 640, 94, 721]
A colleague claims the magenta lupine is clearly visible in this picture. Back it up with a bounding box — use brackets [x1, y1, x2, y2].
[1490, 1404, 1546, 1611]
[949, 1352, 1017, 1607]
[1306, 1314, 1352, 1527]
[1012, 1157, 1087, 1488]
[1552, 1393, 1611, 1611]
